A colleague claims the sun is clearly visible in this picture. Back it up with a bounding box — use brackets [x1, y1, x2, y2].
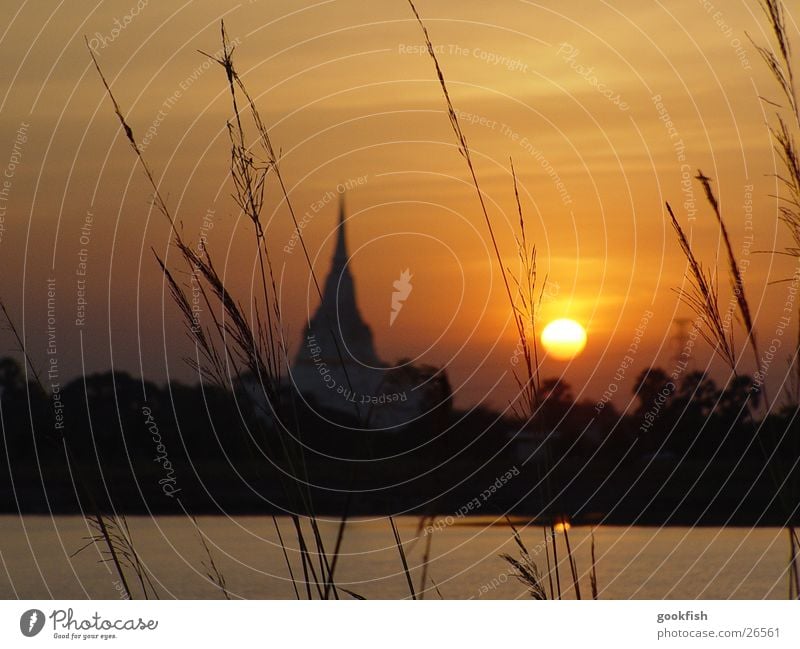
[541, 318, 587, 360]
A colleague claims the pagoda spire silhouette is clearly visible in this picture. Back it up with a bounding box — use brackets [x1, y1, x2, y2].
[288, 197, 449, 427]
[295, 196, 379, 370]
[290, 198, 384, 418]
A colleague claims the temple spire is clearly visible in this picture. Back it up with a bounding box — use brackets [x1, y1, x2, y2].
[293, 198, 379, 369]
[332, 193, 347, 270]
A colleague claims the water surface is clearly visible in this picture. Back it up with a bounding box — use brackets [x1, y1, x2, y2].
[0, 516, 791, 599]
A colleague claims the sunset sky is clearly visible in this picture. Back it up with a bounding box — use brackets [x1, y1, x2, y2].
[0, 0, 797, 410]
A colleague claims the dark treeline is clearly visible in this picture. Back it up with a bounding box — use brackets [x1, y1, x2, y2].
[1, 356, 797, 524]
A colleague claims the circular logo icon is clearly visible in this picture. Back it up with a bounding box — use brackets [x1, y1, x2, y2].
[20, 609, 45, 637]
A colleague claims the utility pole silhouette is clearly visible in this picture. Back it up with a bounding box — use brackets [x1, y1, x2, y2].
[670, 318, 693, 368]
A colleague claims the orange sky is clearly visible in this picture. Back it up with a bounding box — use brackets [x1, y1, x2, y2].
[0, 0, 798, 410]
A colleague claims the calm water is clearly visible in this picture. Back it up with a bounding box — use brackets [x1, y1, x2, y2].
[0, 516, 793, 599]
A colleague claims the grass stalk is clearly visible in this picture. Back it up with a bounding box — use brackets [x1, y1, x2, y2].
[272, 515, 300, 600]
[561, 521, 581, 600]
[390, 517, 417, 600]
[89, 23, 363, 599]
[323, 511, 349, 600]
[789, 526, 799, 599]
[191, 516, 231, 600]
[417, 520, 434, 599]
[668, 0, 800, 583]
[590, 530, 599, 600]
[500, 518, 547, 599]
[750, 0, 800, 595]
[543, 525, 555, 600]
[665, 202, 736, 369]
[550, 523, 562, 599]
[406, 0, 579, 600]
[1, 300, 135, 599]
[406, 0, 530, 357]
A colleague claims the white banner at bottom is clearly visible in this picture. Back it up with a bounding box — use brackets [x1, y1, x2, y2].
[0, 600, 797, 648]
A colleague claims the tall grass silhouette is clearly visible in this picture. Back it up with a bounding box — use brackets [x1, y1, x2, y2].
[753, 0, 800, 599]
[666, 0, 800, 599]
[0, 300, 136, 598]
[87, 20, 430, 599]
[406, 0, 595, 599]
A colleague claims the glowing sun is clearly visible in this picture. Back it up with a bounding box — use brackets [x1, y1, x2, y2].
[541, 319, 587, 360]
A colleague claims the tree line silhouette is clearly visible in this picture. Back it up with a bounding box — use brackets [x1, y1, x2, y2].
[1, 356, 797, 524]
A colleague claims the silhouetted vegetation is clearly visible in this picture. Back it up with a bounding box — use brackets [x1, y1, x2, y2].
[2, 355, 796, 526]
